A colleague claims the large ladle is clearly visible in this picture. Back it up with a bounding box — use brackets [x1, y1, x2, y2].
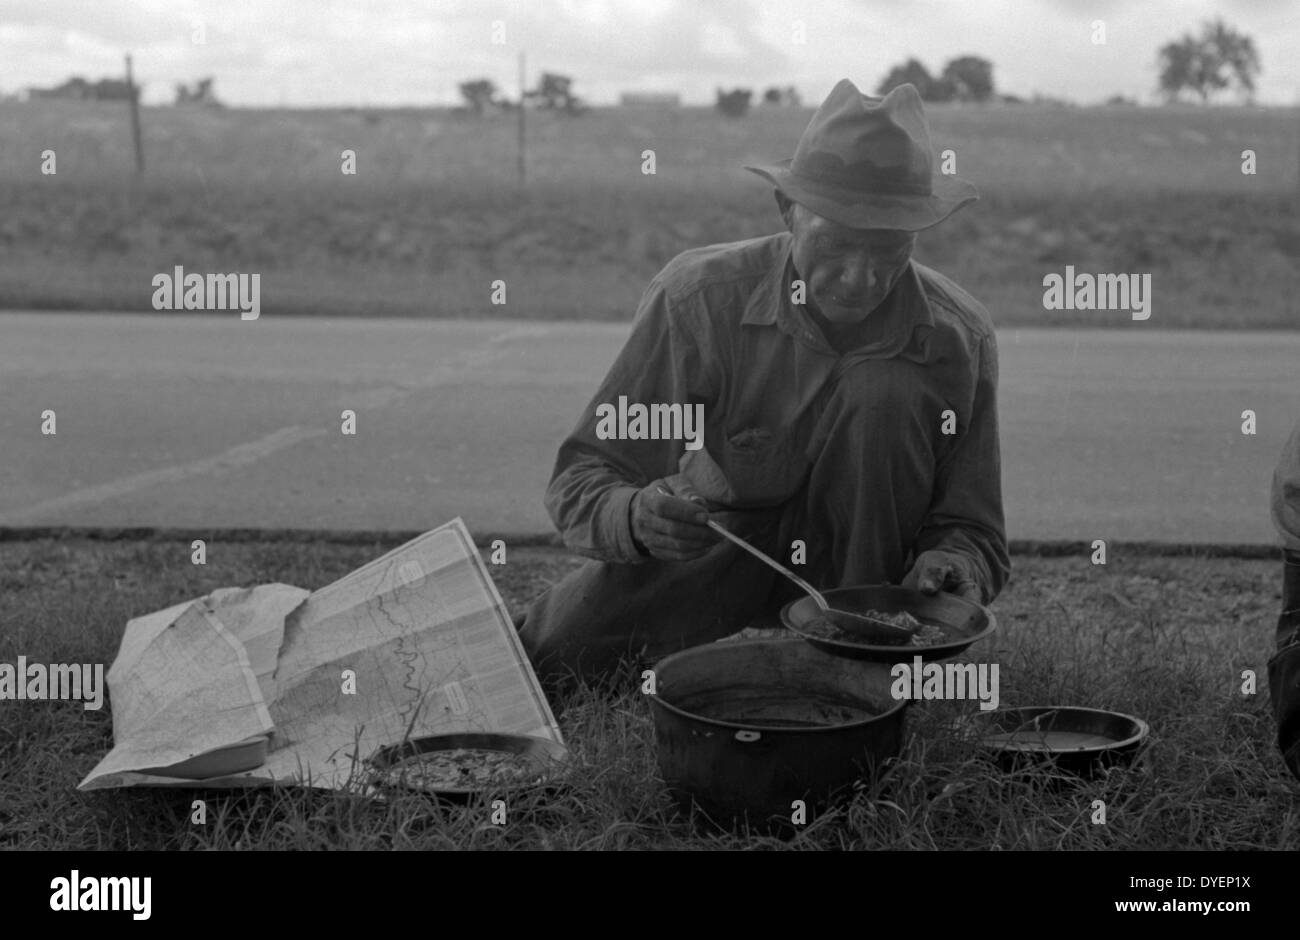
[704, 517, 918, 646]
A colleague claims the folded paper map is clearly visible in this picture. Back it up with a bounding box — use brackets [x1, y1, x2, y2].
[79, 518, 562, 790]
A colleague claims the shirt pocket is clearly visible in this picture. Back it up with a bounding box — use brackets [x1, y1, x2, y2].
[713, 425, 811, 508]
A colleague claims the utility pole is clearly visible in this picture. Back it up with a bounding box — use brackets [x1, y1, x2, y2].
[125, 54, 144, 174]
[517, 50, 526, 187]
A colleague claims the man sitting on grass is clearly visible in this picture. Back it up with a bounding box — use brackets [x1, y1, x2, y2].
[518, 80, 1010, 687]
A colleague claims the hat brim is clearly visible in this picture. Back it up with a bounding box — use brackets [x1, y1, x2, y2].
[744, 159, 978, 232]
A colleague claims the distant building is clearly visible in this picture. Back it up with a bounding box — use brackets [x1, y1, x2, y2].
[619, 91, 680, 108]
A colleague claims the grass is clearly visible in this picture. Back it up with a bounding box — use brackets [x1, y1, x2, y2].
[1, 535, 1296, 850]
[1, 101, 1296, 327]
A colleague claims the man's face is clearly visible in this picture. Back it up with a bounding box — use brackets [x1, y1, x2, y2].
[780, 195, 916, 324]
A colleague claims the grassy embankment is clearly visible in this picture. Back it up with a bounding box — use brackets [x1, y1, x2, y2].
[1, 535, 1293, 850]
[0, 101, 1296, 327]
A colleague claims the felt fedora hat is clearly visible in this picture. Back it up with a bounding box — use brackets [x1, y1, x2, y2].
[745, 79, 977, 231]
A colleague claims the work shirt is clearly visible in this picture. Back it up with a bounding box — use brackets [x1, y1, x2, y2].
[543, 231, 1010, 602]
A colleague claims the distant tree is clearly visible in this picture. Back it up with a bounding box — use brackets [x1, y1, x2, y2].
[1104, 94, 1137, 106]
[715, 87, 752, 117]
[876, 58, 947, 101]
[761, 85, 801, 106]
[458, 78, 500, 115]
[1158, 40, 1197, 100]
[940, 55, 994, 102]
[1157, 18, 1260, 103]
[91, 78, 138, 102]
[174, 77, 222, 107]
[56, 77, 91, 100]
[30, 75, 140, 102]
[525, 72, 586, 114]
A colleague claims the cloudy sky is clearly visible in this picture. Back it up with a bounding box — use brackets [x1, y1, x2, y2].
[2, 0, 1297, 107]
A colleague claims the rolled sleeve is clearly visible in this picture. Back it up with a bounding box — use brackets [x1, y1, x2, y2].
[543, 277, 712, 563]
[912, 330, 1010, 604]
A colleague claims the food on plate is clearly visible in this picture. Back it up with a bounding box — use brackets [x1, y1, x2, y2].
[379, 747, 547, 791]
[802, 610, 947, 647]
[907, 622, 946, 646]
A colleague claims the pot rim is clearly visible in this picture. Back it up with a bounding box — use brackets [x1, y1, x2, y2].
[647, 636, 908, 734]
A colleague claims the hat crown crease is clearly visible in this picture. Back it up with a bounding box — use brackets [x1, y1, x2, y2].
[743, 78, 977, 231]
[792, 82, 935, 195]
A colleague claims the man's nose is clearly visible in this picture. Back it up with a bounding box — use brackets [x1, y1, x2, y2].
[839, 257, 875, 297]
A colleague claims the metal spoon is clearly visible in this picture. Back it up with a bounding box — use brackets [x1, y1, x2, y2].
[702, 517, 917, 645]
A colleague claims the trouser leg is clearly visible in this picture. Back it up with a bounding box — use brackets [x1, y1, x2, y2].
[517, 512, 782, 689]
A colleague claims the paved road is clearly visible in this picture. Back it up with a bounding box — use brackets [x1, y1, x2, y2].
[1, 312, 1296, 545]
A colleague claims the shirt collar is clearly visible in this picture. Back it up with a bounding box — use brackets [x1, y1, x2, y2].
[741, 233, 936, 353]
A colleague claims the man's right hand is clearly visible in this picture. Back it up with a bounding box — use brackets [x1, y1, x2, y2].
[629, 479, 719, 562]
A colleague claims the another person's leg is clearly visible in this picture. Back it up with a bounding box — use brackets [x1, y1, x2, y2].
[1268, 548, 1300, 780]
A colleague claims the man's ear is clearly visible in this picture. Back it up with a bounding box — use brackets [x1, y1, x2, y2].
[774, 190, 796, 230]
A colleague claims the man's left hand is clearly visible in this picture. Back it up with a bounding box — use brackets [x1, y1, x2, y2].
[902, 549, 982, 602]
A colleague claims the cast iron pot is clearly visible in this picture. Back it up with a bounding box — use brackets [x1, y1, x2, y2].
[648, 637, 906, 831]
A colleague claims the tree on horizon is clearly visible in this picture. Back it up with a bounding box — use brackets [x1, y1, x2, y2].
[1157, 18, 1260, 104]
[877, 55, 995, 103]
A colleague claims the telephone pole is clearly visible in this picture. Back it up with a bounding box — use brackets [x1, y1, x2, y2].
[517, 50, 527, 187]
[125, 54, 144, 174]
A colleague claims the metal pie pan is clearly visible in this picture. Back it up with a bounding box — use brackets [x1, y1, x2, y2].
[782, 584, 997, 663]
[978, 706, 1150, 777]
[367, 732, 570, 797]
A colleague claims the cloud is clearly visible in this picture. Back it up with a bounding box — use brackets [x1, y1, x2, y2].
[2, 0, 1295, 105]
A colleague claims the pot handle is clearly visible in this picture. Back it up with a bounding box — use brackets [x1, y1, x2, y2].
[734, 730, 761, 743]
